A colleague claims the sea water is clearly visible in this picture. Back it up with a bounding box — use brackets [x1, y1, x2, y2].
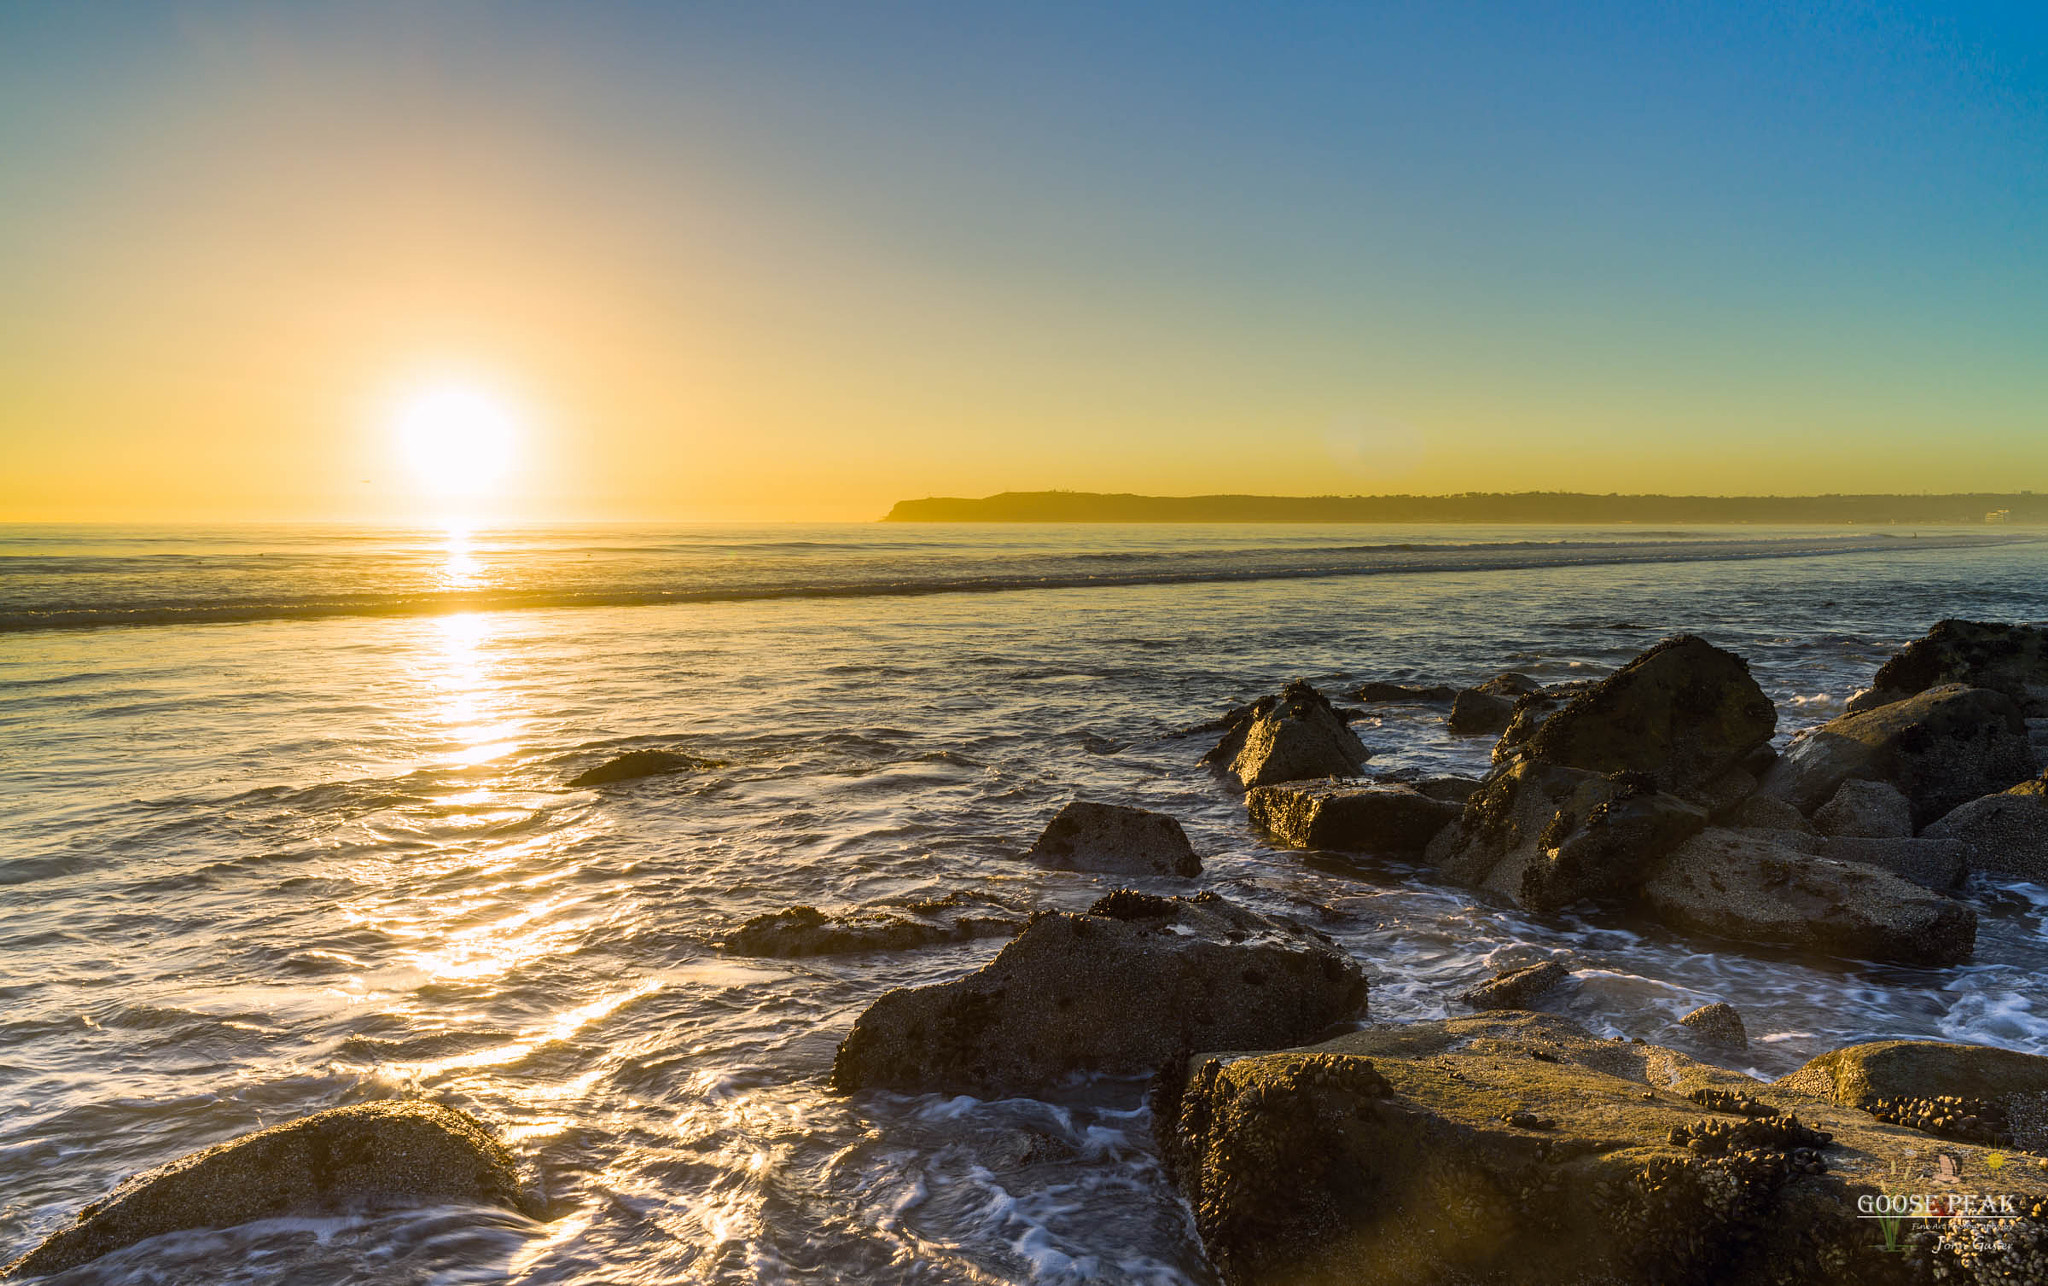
[4, 523, 2047, 1284]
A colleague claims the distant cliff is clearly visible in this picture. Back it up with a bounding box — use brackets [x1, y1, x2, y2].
[883, 491, 2046, 524]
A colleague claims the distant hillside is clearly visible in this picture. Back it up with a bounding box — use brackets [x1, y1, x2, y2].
[883, 490, 2047, 525]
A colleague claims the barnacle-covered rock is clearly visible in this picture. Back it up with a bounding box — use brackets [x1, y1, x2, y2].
[1156, 1012, 2048, 1285]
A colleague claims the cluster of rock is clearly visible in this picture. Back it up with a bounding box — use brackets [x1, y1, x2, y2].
[1243, 622, 2048, 966]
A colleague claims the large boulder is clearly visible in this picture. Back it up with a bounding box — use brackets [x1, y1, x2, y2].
[1506, 635, 1777, 798]
[1247, 783, 1462, 855]
[1848, 619, 2048, 716]
[723, 903, 1021, 957]
[1155, 1012, 2048, 1286]
[1445, 673, 1543, 735]
[1024, 801, 1201, 877]
[1425, 762, 1707, 911]
[829, 891, 1367, 1098]
[1811, 778, 1913, 838]
[1639, 828, 1976, 965]
[1458, 959, 1570, 1011]
[3, 1101, 529, 1279]
[1759, 684, 2039, 828]
[1202, 681, 1372, 788]
[1923, 791, 2048, 882]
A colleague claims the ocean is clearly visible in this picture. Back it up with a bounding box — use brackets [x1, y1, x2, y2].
[4, 522, 2047, 1284]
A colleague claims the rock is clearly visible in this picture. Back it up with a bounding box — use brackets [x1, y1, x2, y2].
[1725, 794, 1814, 833]
[1489, 680, 1600, 767]
[1678, 1002, 1748, 1049]
[1425, 762, 1707, 911]
[1155, 1011, 2048, 1286]
[1246, 784, 1462, 855]
[829, 891, 1367, 1098]
[1352, 681, 1457, 704]
[1445, 672, 1543, 735]
[1460, 960, 1570, 1010]
[1202, 681, 1372, 788]
[1778, 1039, 2048, 1121]
[1817, 836, 1968, 889]
[1509, 636, 1778, 797]
[1923, 792, 2048, 882]
[3, 1101, 529, 1279]
[1811, 778, 1913, 838]
[1847, 619, 2048, 716]
[2014, 769, 2048, 800]
[723, 904, 1021, 957]
[1409, 775, 1483, 803]
[1759, 684, 2039, 828]
[1024, 801, 1201, 877]
[568, 748, 707, 787]
[1639, 828, 1976, 965]
[1730, 826, 1822, 854]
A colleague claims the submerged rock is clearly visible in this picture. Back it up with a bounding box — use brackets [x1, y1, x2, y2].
[568, 748, 708, 787]
[1639, 828, 1976, 965]
[1459, 959, 1570, 1011]
[3, 1101, 529, 1279]
[1811, 778, 1914, 838]
[1678, 1001, 1748, 1050]
[1425, 761, 1707, 912]
[1156, 1011, 2048, 1286]
[1246, 783, 1461, 855]
[1848, 619, 2048, 716]
[1759, 684, 2039, 828]
[1817, 835, 1968, 889]
[830, 891, 1367, 1098]
[1352, 681, 1457, 704]
[1508, 635, 1777, 797]
[1924, 791, 2048, 883]
[1201, 681, 1371, 788]
[1445, 673, 1543, 736]
[1024, 801, 1201, 877]
[723, 903, 1020, 957]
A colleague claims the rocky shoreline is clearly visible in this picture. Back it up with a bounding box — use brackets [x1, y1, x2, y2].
[11, 619, 2048, 1284]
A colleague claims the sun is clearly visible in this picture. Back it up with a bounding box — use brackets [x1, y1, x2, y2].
[391, 381, 521, 499]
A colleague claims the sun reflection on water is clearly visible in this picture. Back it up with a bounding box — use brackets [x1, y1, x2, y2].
[429, 611, 523, 766]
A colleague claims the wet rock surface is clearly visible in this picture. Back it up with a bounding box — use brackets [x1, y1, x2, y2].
[1023, 800, 1202, 877]
[1508, 635, 1778, 796]
[1460, 960, 1570, 1011]
[1849, 619, 2048, 717]
[723, 901, 1022, 957]
[1817, 835, 1969, 889]
[1156, 1013, 2048, 1286]
[3, 1101, 530, 1279]
[1924, 791, 2048, 882]
[1425, 761, 1707, 912]
[1246, 783, 1462, 855]
[1812, 777, 1915, 838]
[1759, 684, 2039, 828]
[1202, 681, 1372, 788]
[1640, 827, 1976, 965]
[830, 891, 1367, 1098]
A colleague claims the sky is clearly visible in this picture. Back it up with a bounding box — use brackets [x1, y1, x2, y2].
[2, 1, 2045, 522]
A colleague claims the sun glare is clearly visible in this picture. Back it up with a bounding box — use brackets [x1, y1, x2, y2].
[391, 382, 520, 499]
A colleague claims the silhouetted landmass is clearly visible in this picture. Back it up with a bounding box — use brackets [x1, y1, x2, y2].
[883, 491, 2046, 525]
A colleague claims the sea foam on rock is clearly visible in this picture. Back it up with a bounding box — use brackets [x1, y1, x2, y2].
[1155, 1012, 2048, 1286]
[3, 1101, 530, 1279]
[1201, 681, 1372, 788]
[1024, 800, 1201, 877]
[829, 891, 1367, 1098]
